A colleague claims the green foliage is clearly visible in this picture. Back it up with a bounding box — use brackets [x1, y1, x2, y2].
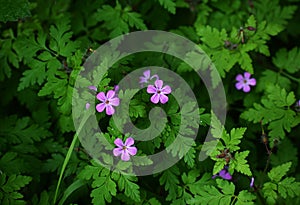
[187, 179, 256, 205]
[241, 85, 300, 141]
[0, 174, 32, 204]
[272, 47, 300, 74]
[1, 0, 300, 204]
[262, 162, 300, 204]
[96, 2, 147, 38]
[0, 0, 31, 22]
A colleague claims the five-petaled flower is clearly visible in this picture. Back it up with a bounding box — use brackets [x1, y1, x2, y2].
[235, 72, 256, 93]
[147, 79, 171, 104]
[96, 90, 120, 115]
[139, 70, 159, 87]
[113, 137, 137, 161]
[212, 165, 232, 180]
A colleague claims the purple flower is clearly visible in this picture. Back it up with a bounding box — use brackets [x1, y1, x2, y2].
[96, 90, 120, 115]
[114, 85, 119, 92]
[212, 166, 232, 180]
[139, 70, 159, 86]
[147, 80, 171, 104]
[88, 85, 98, 92]
[235, 72, 256, 92]
[113, 137, 137, 161]
[250, 177, 255, 187]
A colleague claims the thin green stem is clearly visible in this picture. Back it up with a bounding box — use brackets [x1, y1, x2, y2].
[53, 111, 92, 204]
[281, 71, 300, 83]
[230, 196, 237, 205]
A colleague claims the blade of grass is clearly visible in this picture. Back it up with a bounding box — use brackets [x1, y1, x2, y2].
[53, 111, 92, 204]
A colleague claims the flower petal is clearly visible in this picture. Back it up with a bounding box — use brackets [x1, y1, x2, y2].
[85, 103, 90, 110]
[114, 85, 119, 92]
[88, 85, 97, 91]
[139, 77, 147, 84]
[127, 147, 137, 156]
[109, 97, 120, 106]
[150, 74, 159, 80]
[147, 85, 157, 94]
[219, 169, 232, 180]
[106, 90, 115, 99]
[121, 151, 131, 161]
[154, 80, 163, 89]
[114, 138, 124, 147]
[250, 177, 255, 187]
[236, 74, 244, 81]
[248, 78, 256, 86]
[244, 72, 251, 79]
[97, 92, 106, 102]
[106, 105, 115, 115]
[143, 70, 151, 78]
[125, 137, 135, 146]
[96, 103, 106, 113]
[151, 93, 160, 104]
[235, 82, 244, 90]
[243, 85, 251, 92]
[160, 94, 169, 104]
[161, 85, 171, 94]
[113, 147, 123, 156]
[222, 172, 232, 180]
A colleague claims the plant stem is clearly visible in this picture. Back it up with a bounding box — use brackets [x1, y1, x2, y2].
[53, 111, 92, 204]
[281, 71, 300, 83]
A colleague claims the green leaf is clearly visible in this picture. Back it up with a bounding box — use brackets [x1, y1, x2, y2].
[268, 162, 291, 183]
[91, 176, 117, 205]
[187, 179, 234, 205]
[117, 175, 141, 202]
[278, 177, 300, 198]
[0, 0, 31, 22]
[235, 190, 256, 205]
[241, 85, 298, 140]
[159, 165, 180, 200]
[233, 151, 252, 176]
[157, 0, 176, 14]
[49, 19, 80, 57]
[223, 128, 246, 151]
[96, 3, 147, 38]
[273, 47, 300, 74]
[1, 174, 32, 194]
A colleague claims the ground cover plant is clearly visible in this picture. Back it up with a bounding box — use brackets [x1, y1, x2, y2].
[1, 0, 300, 204]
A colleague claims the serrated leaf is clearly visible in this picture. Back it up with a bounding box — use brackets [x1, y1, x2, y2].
[157, 0, 176, 14]
[268, 162, 291, 182]
[233, 151, 251, 176]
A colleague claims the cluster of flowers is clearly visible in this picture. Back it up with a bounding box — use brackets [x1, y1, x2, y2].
[86, 70, 172, 161]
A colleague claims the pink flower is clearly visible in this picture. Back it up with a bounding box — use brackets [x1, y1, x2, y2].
[96, 90, 120, 115]
[212, 165, 232, 180]
[235, 72, 256, 92]
[139, 70, 159, 87]
[113, 137, 137, 161]
[147, 80, 171, 104]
